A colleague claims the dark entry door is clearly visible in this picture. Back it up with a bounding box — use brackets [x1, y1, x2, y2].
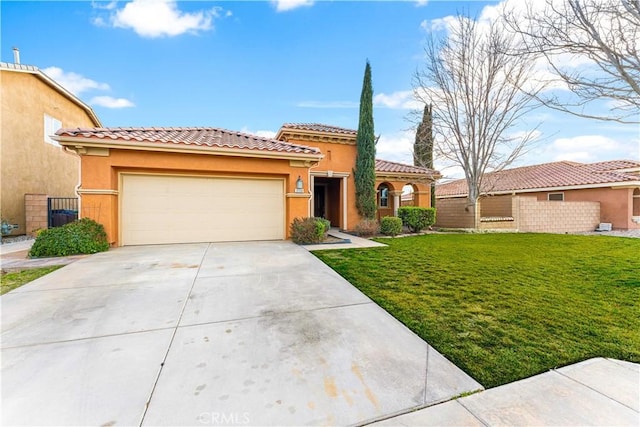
[314, 185, 326, 218]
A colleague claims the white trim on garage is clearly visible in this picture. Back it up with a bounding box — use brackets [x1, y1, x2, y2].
[120, 173, 285, 245]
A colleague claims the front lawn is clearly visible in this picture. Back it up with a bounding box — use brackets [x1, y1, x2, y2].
[1, 266, 63, 295]
[313, 233, 640, 388]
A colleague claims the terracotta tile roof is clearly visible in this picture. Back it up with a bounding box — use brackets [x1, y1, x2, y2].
[280, 123, 357, 135]
[437, 160, 640, 197]
[55, 127, 322, 155]
[375, 159, 439, 177]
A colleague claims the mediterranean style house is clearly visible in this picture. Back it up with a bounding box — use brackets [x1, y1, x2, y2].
[1, 59, 101, 235]
[436, 160, 640, 231]
[54, 124, 440, 246]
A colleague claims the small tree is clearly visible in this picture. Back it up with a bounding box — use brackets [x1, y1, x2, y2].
[413, 103, 436, 208]
[354, 60, 377, 219]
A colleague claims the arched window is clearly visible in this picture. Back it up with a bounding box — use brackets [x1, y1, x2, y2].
[379, 185, 389, 208]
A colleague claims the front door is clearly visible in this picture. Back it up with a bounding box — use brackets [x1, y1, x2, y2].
[314, 184, 326, 218]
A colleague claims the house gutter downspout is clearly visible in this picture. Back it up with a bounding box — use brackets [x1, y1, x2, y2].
[64, 146, 82, 219]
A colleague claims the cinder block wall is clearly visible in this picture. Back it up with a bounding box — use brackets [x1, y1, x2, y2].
[516, 196, 600, 233]
[435, 198, 476, 228]
[25, 194, 48, 236]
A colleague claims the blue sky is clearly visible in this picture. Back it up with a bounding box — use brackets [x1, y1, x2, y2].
[2, 0, 638, 178]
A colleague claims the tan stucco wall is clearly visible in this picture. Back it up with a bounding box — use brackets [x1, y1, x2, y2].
[76, 148, 313, 245]
[1, 70, 98, 234]
[435, 198, 477, 228]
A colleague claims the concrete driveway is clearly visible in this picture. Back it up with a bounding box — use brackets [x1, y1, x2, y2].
[1, 241, 481, 426]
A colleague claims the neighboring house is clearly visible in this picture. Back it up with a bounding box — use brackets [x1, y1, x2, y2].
[54, 124, 439, 246]
[436, 160, 640, 231]
[0, 60, 101, 235]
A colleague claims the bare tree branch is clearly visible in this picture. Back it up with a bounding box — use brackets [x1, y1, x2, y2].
[413, 13, 545, 205]
[503, 0, 640, 123]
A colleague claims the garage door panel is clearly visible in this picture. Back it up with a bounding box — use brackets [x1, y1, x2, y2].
[122, 175, 284, 245]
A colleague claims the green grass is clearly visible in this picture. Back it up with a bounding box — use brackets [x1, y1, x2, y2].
[313, 233, 640, 388]
[1, 266, 63, 295]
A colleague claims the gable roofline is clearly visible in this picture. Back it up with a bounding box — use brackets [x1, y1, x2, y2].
[275, 123, 357, 145]
[0, 62, 102, 127]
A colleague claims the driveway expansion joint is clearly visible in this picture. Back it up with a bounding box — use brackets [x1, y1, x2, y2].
[0, 326, 177, 350]
[553, 369, 640, 413]
[138, 243, 211, 426]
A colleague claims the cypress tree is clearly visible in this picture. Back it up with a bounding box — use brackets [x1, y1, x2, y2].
[354, 60, 377, 219]
[413, 103, 436, 207]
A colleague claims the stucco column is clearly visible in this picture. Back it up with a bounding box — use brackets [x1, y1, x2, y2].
[390, 191, 403, 216]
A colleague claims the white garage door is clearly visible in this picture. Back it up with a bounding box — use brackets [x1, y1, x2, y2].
[121, 174, 284, 245]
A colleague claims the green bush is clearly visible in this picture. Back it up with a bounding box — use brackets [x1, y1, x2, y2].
[29, 218, 109, 257]
[354, 218, 380, 237]
[290, 217, 330, 244]
[397, 207, 436, 233]
[380, 216, 403, 236]
[317, 218, 331, 236]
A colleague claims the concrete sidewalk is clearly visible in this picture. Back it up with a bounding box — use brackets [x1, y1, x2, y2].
[1, 238, 87, 272]
[373, 357, 639, 426]
[302, 229, 387, 251]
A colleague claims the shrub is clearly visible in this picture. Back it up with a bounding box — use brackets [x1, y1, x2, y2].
[397, 207, 436, 233]
[29, 218, 109, 258]
[380, 216, 403, 236]
[317, 218, 331, 237]
[354, 218, 380, 237]
[290, 217, 330, 244]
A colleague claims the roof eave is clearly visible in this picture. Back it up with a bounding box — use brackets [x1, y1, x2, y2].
[55, 136, 324, 162]
[376, 171, 442, 182]
[436, 180, 640, 198]
[276, 127, 357, 145]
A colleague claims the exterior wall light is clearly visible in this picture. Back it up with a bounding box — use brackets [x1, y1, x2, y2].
[295, 176, 304, 193]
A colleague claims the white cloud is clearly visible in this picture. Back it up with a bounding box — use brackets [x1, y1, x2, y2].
[42, 67, 110, 95]
[272, 0, 314, 12]
[101, 0, 222, 38]
[538, 135, 639, 163]
[415, 0, 429, 6]
[376, 131, 415, 165]
[91, 1, 117, 10]
[240, 127, 277, 140]
[374, 90, 421, 110]
[90, 96, 135, 108]
[255, 130, 277, 139]
[296, 100, 358, 109]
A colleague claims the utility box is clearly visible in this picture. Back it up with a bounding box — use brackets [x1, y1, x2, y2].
[595, 223, 612, 232]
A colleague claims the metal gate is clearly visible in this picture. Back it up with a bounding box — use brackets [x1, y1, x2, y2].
[48, 197, 78, 228]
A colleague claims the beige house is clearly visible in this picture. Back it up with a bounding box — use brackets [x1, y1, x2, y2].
[0, 60, 101, 235]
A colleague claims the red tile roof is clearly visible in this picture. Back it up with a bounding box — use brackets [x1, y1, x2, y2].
[375, 159, 439, 177]
[437, 160, 640, 197]
[280, 123, 357, 135]
[55, 127, 322, 155]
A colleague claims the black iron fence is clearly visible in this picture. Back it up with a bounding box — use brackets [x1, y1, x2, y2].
[48, 197, 78, 228]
